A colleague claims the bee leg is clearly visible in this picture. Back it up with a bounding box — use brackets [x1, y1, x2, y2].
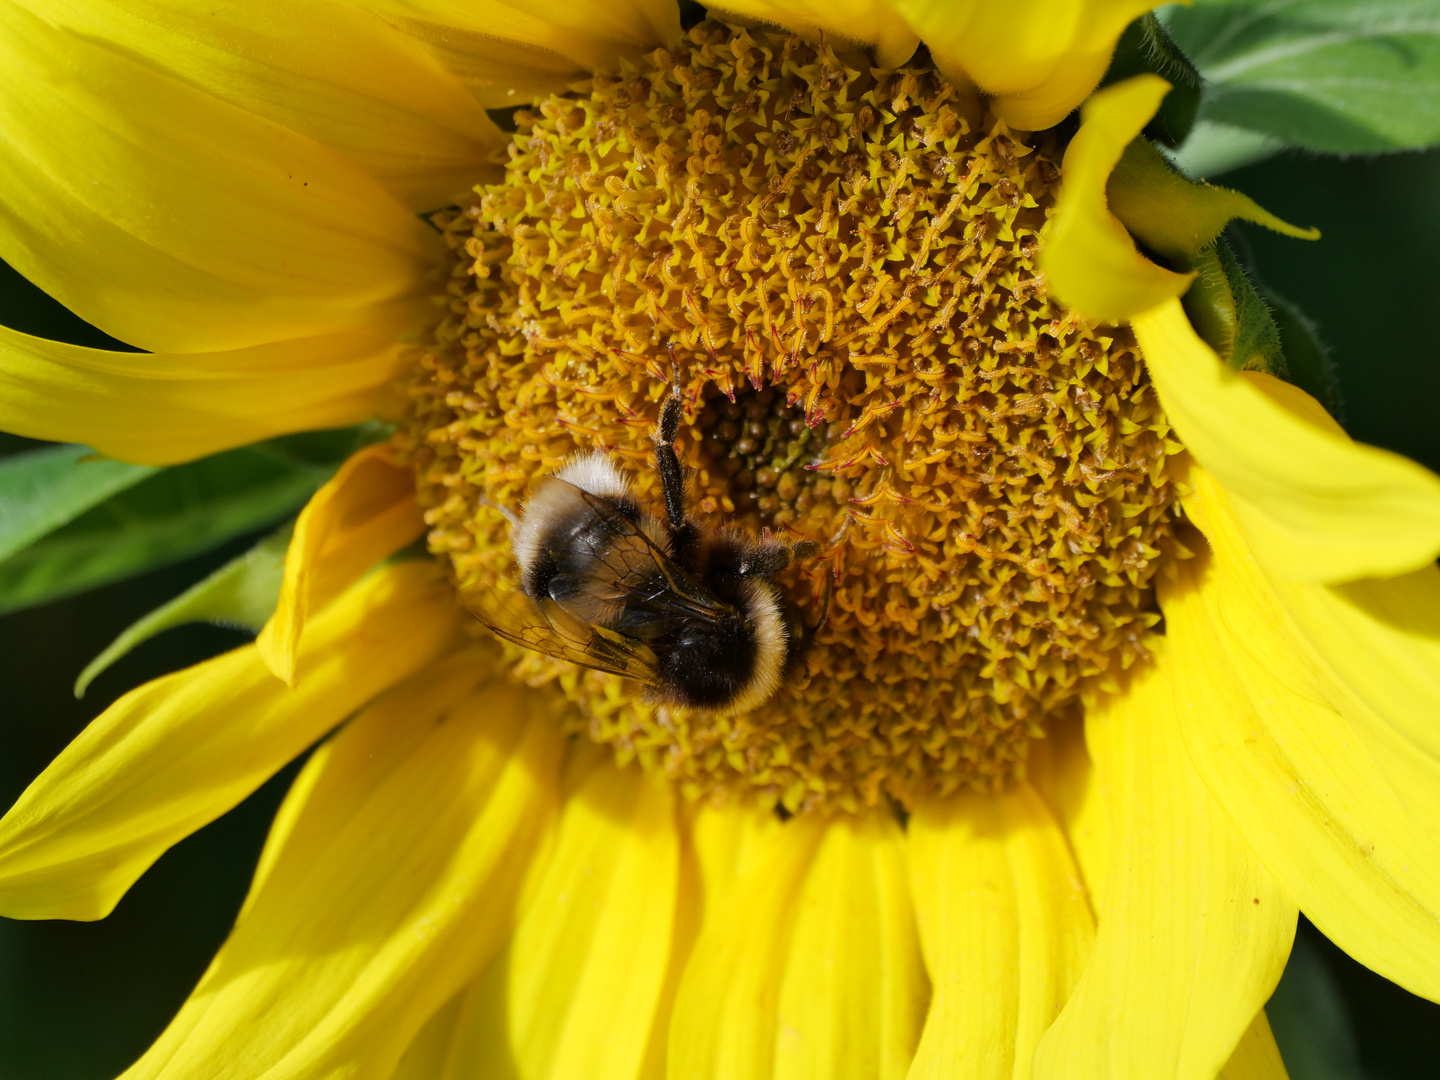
[653, 362, 688, 533]
[740, 539, 794, 576]
[783, 576, 833, 676]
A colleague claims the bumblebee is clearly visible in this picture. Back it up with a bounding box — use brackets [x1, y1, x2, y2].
[464, 379, 820, 714]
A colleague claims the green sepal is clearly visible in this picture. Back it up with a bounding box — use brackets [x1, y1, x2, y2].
[1182, 237, 1287, 379]
[1108, 137, 1318, 263]
[1101, 14, 1204, 149]
[0, 424, 386, 614]
[1258, 286, 1345, 424]
[74, 525, 292, 698]
[0, 446, 156, 563]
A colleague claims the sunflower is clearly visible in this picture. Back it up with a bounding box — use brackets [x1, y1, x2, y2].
[2, 1, 1439, 1078]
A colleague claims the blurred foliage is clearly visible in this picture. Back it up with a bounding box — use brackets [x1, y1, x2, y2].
[1164, 0, 1440, 176]
[0, 431, 366, 615]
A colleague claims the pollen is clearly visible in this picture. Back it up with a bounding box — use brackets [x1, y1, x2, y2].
[401, 20, 1185, 812]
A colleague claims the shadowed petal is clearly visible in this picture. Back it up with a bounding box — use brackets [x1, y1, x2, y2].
[1218, 1012, 1290, 1080]
[361, 0, 679, 100]
[1042, 76, 1194, 324]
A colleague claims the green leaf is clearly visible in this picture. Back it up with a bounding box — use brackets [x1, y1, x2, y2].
[1165, 0, 1440, 156]
[0, 425, 385, 614]
[0, 445, 155, 562]
[1164, 119, 1289, 179]
[74, 525, 292, 698]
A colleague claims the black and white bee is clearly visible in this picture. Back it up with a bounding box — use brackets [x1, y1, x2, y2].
[463, 378, 821, 714]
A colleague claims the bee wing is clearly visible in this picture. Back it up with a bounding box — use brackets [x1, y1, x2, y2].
[557, 486, 734, 627]
[460, 581, 662, 685]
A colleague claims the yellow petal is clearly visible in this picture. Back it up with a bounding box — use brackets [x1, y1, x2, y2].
[257, 444, 424, 685]
[1041, 75, 1195, 324]
[889, 0, 1153, 129]
[0, 318, 416, 466]
[774, 814, 928, 1080]
[390, 995, 466, 1080]
[1161, 547, 1440, 1002]
[1135, 299, 1440, 581]
[1026, 714, 1108, 913]
[1034, 641, 1298, 1080]
[442, 762, 680, 1080]
[1276, 569, 1440, 839]
[1218, 1012, 1291, 1080]
[362, 0, 679, 84]
[0, 0, 438, 354]
[22, 0, 505, 213]
[711, 1, 920, 68]
[122, 670, 566, 1080]
[383, 17, 588, 109]
[667, 805, 826, 1080]
[1184, 461, 1440, 865]
[907, 783, 1094, 1080]
[0, 561, 461, 921]
[991, 43, 1117, 132]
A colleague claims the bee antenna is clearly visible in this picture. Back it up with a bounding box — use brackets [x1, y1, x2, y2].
[664, 343, 681, 401]
[479, 494, 521, 530]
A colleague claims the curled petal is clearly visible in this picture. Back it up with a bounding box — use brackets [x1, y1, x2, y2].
[889, 0, 1154, 129]
[1042, 75, 1194, 324]
[257, 444, 425, 685]
[711, 0, 919, 67]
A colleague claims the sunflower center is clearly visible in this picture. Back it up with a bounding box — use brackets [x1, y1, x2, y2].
[403, 19, 1182, 812]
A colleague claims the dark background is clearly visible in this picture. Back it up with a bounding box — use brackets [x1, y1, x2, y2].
[1, 147, 1439, 1078]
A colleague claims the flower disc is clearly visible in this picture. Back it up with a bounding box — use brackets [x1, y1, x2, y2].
[404, 20, 1184, 811]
